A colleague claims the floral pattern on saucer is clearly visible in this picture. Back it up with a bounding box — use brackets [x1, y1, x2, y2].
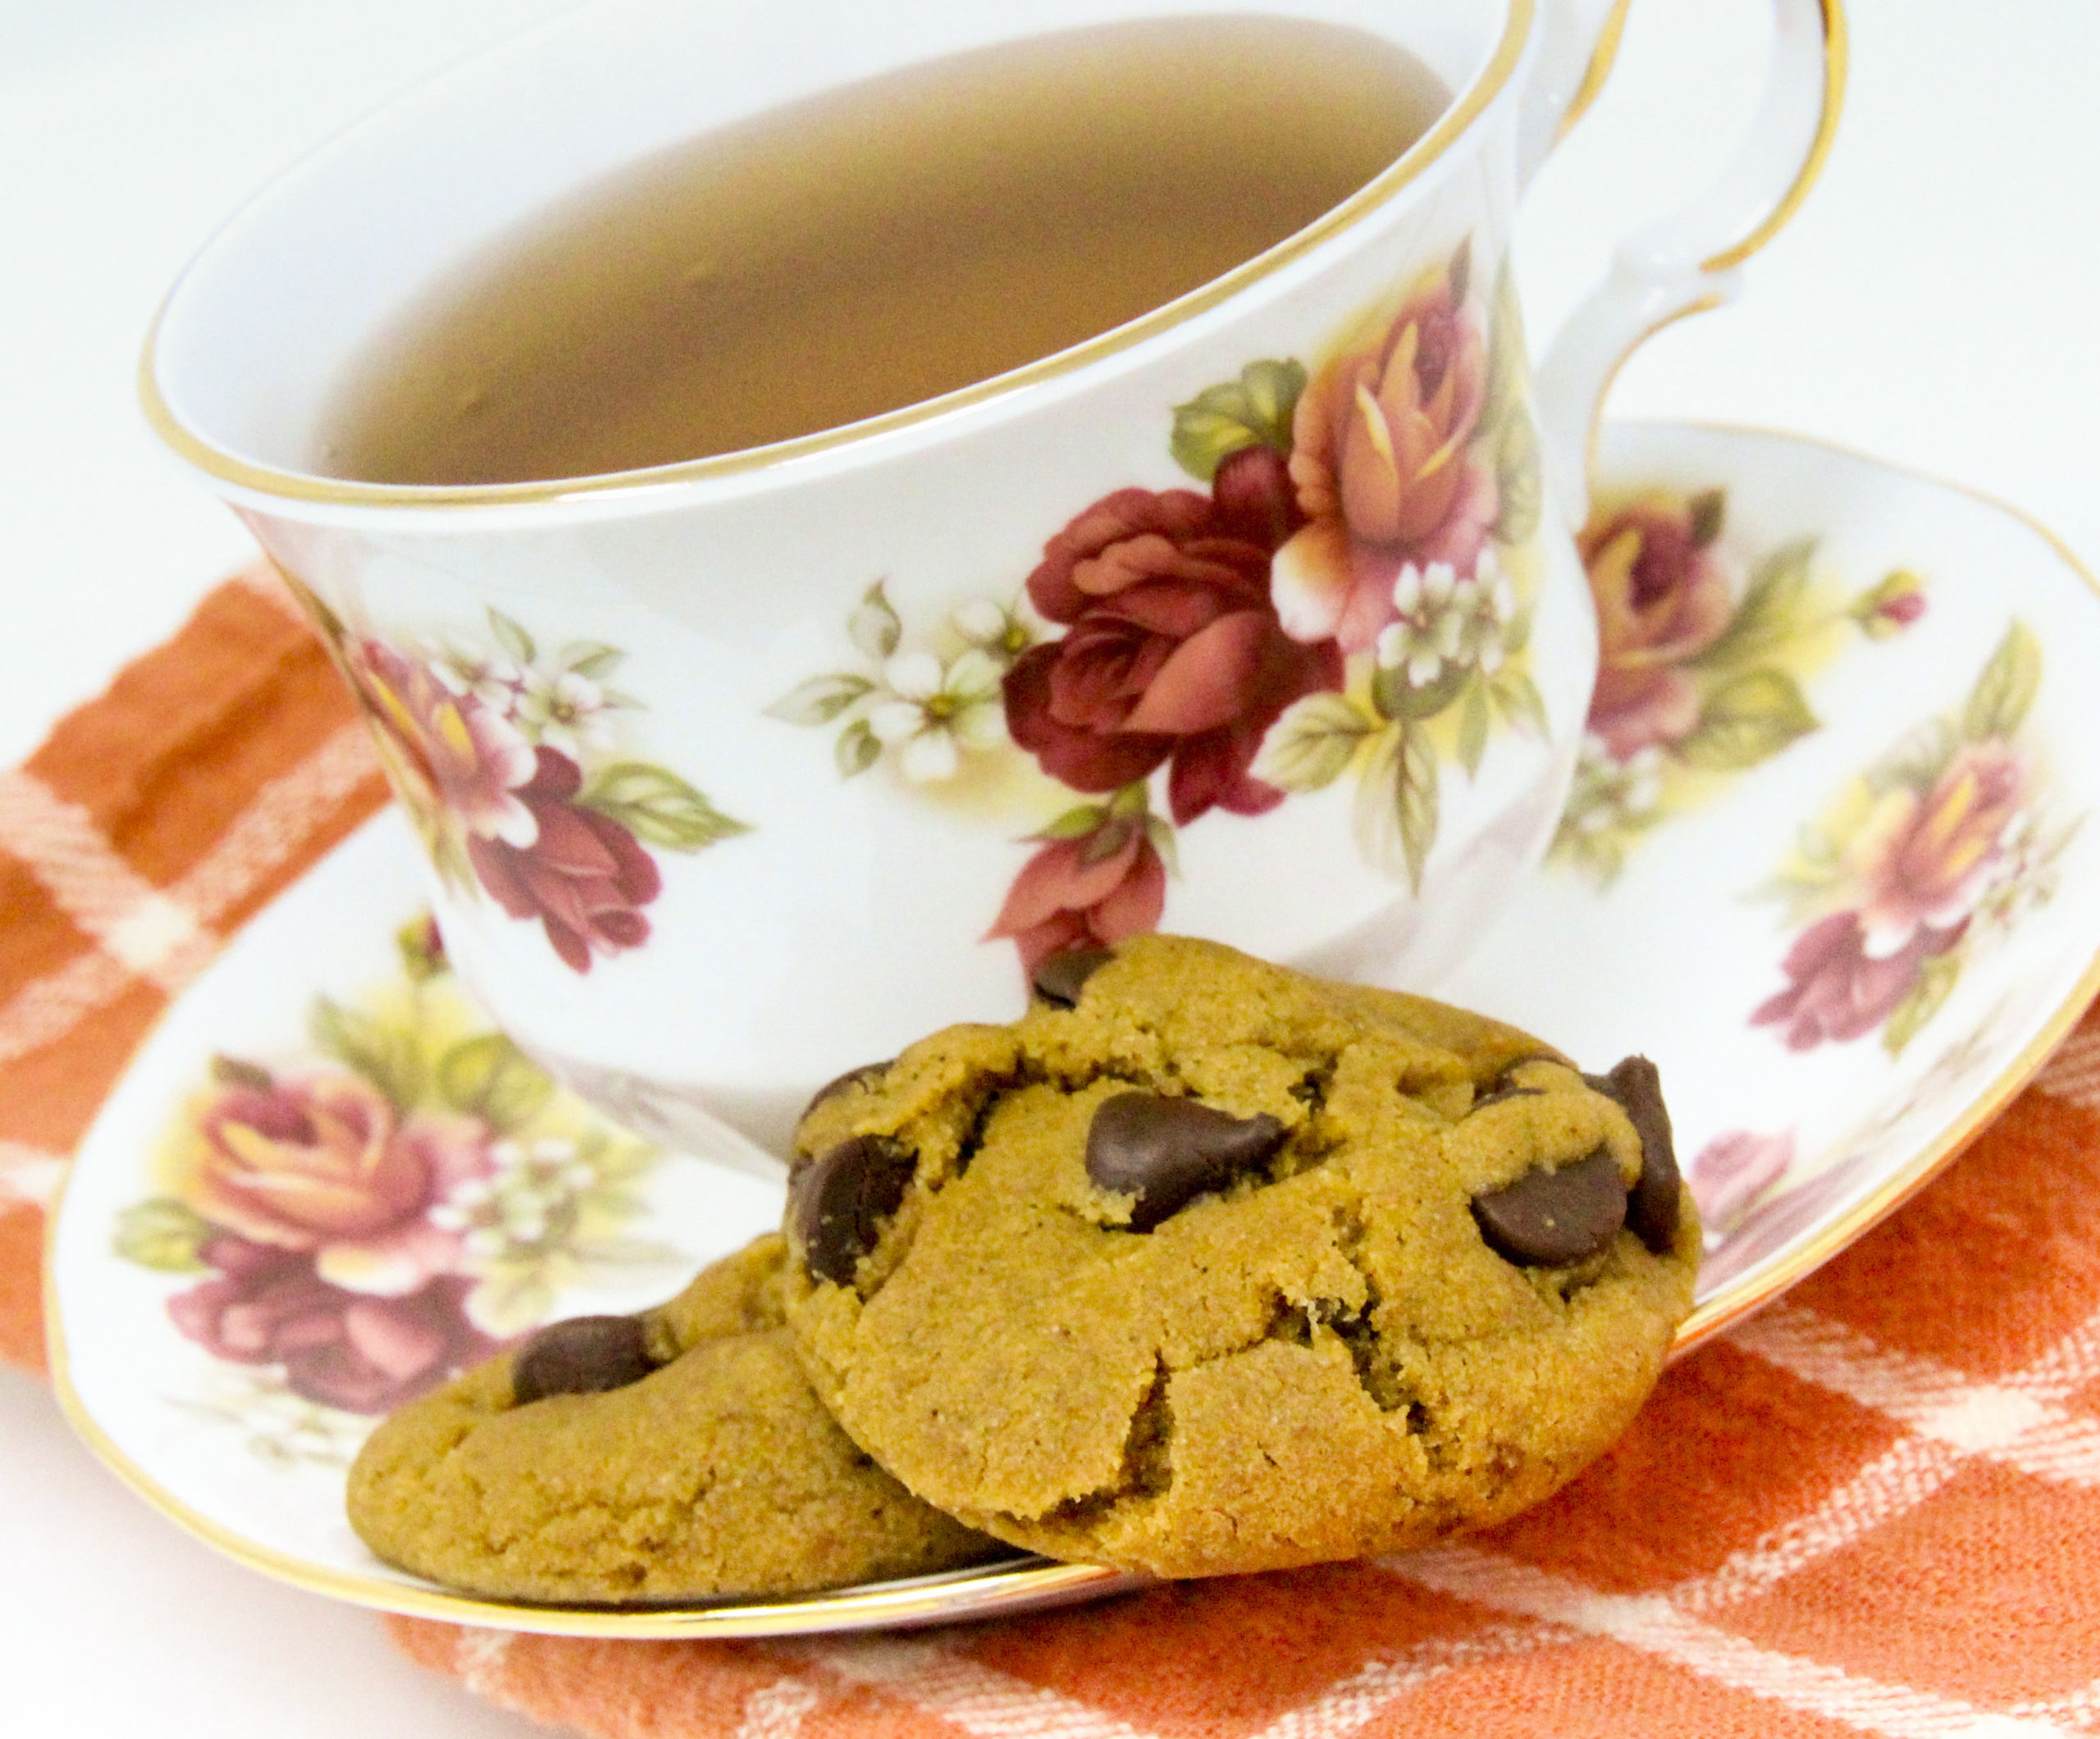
[1750, 622, 2079, 1054]
[1553, 486, 1927, 884]
[112, 917, 676, 1456]
[290, 578, 751, 974]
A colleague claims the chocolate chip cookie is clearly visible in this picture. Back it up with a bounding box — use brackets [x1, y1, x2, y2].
[782, 935, 1698, 1579]
[345, 1235, 1005, 1603]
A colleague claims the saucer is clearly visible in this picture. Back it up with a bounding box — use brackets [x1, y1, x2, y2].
[47, 421, 2100, 1638]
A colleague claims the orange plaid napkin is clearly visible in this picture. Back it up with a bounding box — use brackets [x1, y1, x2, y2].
[8, 574, 2100, 1738]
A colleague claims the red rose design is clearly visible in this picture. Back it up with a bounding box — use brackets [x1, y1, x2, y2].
[168, 1237, 501, 1414]
[1004, 459, 1341, 826]
[986, 816, 1168, 975]
[468, 747, 663, 974]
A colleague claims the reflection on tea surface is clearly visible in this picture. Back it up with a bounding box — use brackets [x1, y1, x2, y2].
[318, 16, 1449, 485]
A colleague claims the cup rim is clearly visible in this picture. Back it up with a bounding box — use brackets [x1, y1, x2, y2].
[141, 0, 1536, 515]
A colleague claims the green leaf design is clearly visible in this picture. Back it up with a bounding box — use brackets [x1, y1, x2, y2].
[1144, 814, 1181, 878]
[1550, 815, 1629, 888]
[1691, 537, 1818, 672]
[765, 673, 874, 727]
[1372, 660, 1468, 723]
[1036, 803, 1109, 841]
[560, 642, 624, 680]
[1871, 717, 1962, 797]
[1456, 678, 1491, 777]
[1688, 488, 1727, 549]
[436, 1033, 553, 1132]
[1107, 782, 1153, 820]
[1492, 408, 1543, 547]
[1676, 669, 1818, 771]
[1883, 951, 1964, 1056]
[208, 1054, 273, 1091]
[1489, 668, 1549, 738]
[310, 997, 424, 1107]
[1168, 359, 1308, 482]
[1031, 803, 1107, 842]
[1251, 691, 1376, 793]
[836, 718, 881, 778]
[114, 1198, 212, 1273]
[1480, 258, 1528, 444]
[486, 607, 536, 665]
[1395, 723, 1439, 892]
[578, 762, 751, 851]
[1963, 620, 2043, 743]
[1446, 235, 1473, 308]
[1354, 723, 1440, 892]
[848, 581, 902, 661]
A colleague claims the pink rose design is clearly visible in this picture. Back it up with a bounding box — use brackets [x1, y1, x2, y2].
[1751, 911, 1963, 1051]
[353, 641, 539, 846]
[164, 1068, 495, 1296]
[1003, 457, 1342, 826]
[1847, 742, 2025, 955]
[168, 1237, 501, 1413]
[1687, 1128, 1797, 1236]
[468, 746, 663, 973]
[1271, 255, 1496, 653]
[1578, 495, 1735, 760]
[986, 815, 1168, 975]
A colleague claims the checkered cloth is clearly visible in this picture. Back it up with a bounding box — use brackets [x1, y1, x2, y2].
[7, 576, 2100, 1737]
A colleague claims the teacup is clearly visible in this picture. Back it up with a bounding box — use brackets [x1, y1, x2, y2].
[143, 0, 1842, 1166]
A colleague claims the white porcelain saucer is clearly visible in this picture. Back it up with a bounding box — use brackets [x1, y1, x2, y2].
[46, 422, 2100, 1638]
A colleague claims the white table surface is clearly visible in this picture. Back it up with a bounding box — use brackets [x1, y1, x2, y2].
[2, 0, 2095, 1732]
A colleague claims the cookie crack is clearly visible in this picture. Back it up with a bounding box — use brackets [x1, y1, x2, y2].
[1034, 1355, 1175, 1528]
[1322, 1198, 1422, 1422]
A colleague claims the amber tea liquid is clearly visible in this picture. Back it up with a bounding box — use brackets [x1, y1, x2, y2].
[318, 15, 1449, 486]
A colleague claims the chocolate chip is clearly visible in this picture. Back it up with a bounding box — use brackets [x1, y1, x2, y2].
[1586, 1055, 1680, 1254]
[1085, 1092, 1286, 1230]
[801, 1060, 892, 1121]
[1032, 947, 1116, 1008]
[511, 1315, 655, 1406]
[789, 1134, 915, 1285]
[1471, 1149, 1628, 1267]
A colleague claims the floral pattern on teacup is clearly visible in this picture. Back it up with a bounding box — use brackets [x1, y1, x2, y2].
[765, 583, 1034, 783]
[1552, 486, 1927, 884]
[113, 919, 677, 1453]
[291, 581, 751, 974]
[1749, 623, 2079, 1054]
[766, 238, 1555, 971]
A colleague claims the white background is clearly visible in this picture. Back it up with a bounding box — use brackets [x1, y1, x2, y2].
[1, 0, 2095, 1732]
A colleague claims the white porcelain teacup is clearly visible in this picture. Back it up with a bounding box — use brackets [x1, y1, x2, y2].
[144, 0, 1842, 1166]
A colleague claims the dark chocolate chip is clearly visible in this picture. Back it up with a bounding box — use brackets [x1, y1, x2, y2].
[1031, 947, 1116, 1008]
[789, 1134, 916, 1285]
[801, 1060, 892, 1121]
[511, 1315, 655, 1406]
[1471, 1148, 1628, 1267]
[1085, 1092, 1286, 1231]
[1586, 1055, 1681, 1254]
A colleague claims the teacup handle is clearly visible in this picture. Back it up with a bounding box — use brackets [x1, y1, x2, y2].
[1528, 0, 1847, 526]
